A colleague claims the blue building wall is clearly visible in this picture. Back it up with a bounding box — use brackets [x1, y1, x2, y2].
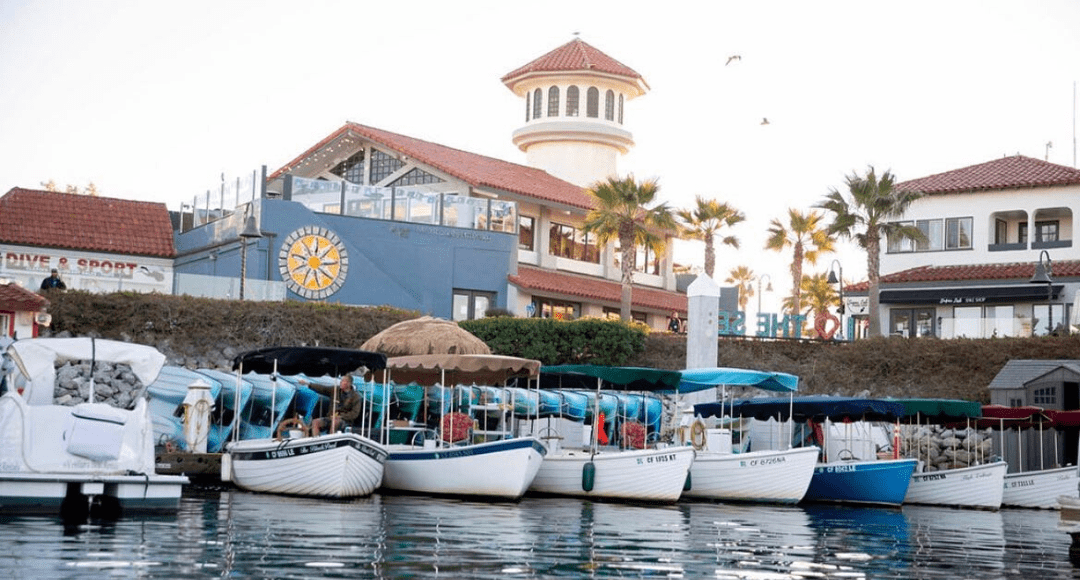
[174, 199, 516, 317]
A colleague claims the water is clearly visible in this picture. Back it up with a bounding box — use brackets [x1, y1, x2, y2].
[2, 487, 1079, 579]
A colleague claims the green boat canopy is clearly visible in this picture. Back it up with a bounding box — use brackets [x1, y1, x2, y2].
[540, 365, 683, 392]
[884, 398, 983, 422]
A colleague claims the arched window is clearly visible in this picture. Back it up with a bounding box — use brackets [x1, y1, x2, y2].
[532, 89, 542, 120]
[604, 90, 615, 121]
[618, 94, 624, 124]
[586, 87, 599, 118]
[566, 86, 579, 117]
[547, 86, 560, 117]
[525, 97, 530, 122]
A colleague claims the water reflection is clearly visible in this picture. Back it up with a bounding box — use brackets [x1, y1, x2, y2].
[2, 489, 1079, 579]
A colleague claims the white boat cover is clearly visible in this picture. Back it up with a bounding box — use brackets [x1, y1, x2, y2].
[6, 338, 166, 405]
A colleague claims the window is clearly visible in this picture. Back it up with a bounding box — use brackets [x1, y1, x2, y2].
[369, 150, 405, 185]
[566, 86, 579, 116]
[946, 217, 972, 249]
[890, 308, 936, 338]
[985, 305, 1015, 337]
[635, 245, 661, 275]
[388, 168, 443, 187]
[453, 290, 495, 321]
[916, 219, 943, 251]
[547, 86, 560, 117]
[604, 90, 615, 121]
[525, 95, 530, 122]
[0, 313, 9, 338]
[952, 306, 981, 338]
[532, 89, 542, 120]
[548, 223, 600, 263]
[519, 216, 535, 251]
[1019, 222, 1029, 244]
[586, 87, 599, 118]
[330, 151, 365, 184]
[887, 221, 915, 253]
[602, 307, 646, 323]
[532, 298, 580, 320]
[1008, 398, 1024, 407]
[1033, 303, 1067, 336]
[1033, 387, 1056, 406]
[1035, 220, 1059, 242]
[618, 94, 624, 124]
[995, 219, 1008, 244]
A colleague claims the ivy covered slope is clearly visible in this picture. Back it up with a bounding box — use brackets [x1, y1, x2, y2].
[37, 291, 1080, 402]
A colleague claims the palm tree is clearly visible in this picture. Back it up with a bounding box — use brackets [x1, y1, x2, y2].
[725, 265, 756, 312]
[582, 175, 677, 320]
[676, 196, 745, 278]
[816, 166, 923, 337]
[779, 272, 839, 338]
[764, 208, 835, 318]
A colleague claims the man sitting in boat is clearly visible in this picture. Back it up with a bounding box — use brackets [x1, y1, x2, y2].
[311, 374, 361, 436]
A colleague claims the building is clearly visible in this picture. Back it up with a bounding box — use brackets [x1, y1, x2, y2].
[172, 38, 686, 327]
[846, 155, 1080, 338]
[0, 281, 49, 338]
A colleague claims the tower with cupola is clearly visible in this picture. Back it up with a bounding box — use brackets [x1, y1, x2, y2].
[501, 38, 648, 187]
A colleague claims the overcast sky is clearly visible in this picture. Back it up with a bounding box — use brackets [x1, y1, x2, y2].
[2, 0, 1078, 311]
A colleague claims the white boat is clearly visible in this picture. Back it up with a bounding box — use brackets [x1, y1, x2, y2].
[905, 461, 1008, 509]
[678, 367, 820, 504]
[221, 346, 389, 498]
[378, 354, 548, 499]
[0, 338, 188, 518]
[981, 405, 1080, 509]
[532, 365, 694, 502]
[1004, 465, 1079, 509]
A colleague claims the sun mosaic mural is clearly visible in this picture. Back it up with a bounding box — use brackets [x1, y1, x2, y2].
[277, 226, 349, 299]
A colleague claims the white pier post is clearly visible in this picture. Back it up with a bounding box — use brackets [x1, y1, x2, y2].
[182, 378, 215, 453]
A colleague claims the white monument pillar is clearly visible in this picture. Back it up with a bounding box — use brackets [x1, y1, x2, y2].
[686, 274, 719, 370]
[182, 378, 215, 454]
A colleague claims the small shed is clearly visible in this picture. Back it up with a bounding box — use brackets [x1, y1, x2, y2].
[0, 281, 49, 338]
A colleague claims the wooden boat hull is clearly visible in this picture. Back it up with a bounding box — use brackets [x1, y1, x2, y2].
[225, 433, 386, 498]
[1003, 465, 1079, 509]
[804, 458, 917, 506]
[905, 461, 1007, 509]
[382, 437, 546, 499]
[529, 446, 695, 502]
[682, 446, 819, 504]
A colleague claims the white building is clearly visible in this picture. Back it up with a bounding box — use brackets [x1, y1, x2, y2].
[848, 155, 1080, 338]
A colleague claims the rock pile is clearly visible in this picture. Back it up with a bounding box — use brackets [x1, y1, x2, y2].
[53, 360, 145, 409]
[899, 424, 996, 472]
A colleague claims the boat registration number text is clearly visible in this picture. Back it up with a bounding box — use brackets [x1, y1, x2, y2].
[637, 454, 677, 465]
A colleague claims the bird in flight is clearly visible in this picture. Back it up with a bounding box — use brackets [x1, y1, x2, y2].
[726, 55, 741, 66]
[761, 117, 770, 125]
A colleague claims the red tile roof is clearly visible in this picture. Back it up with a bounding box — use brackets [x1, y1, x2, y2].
[270, 123, 597, 211]
[509, 265, 687, 313]
[846, 260, 1080, 292]
[0, 188, 175, 258]
[897, 155, 1080, 195]
[0, 282, 48, 312]
[501, 38, 646, 90]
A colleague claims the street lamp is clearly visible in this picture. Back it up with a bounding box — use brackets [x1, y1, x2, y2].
[826, 259, 844, 340]
[1030, 250, 1054, 335]
[238, 208, 263, 300]
[756, 273, 773, 314]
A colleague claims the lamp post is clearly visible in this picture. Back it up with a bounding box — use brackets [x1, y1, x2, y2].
[238, 209, 263, 300]
[756, 273, 773, 315]
[1030, 250, 1054, 335]
[826, 259, 844, 339]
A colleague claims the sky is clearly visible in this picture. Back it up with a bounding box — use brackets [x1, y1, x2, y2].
[2, 0, 1079, 313]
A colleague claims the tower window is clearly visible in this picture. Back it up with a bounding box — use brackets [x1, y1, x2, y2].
[547, 86, 560, 117]
[586, 87, 599, 118]
[566, 86, 579, 117]
[605, 90, 615, 121]
[532, 89, 542, 120]
[618, 94, 624, 124]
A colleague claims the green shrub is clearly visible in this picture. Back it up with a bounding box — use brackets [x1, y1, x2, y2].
[460, 317, 646, 366]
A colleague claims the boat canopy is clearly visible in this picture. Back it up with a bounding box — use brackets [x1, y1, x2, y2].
[883, 398, 983, 422]
[380, 354, 540, 386]
[676, 367, 799, 394]
[539, 365, 682, 392]
[233, 346, 387, 376]
[697, 396, 907, 422]
[977, 405, 1080, 429]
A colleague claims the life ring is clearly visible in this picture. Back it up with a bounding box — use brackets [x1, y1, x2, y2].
[276, 417, 309, 440]
[690, 420, 707, 451]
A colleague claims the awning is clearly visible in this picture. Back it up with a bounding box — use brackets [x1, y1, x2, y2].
[879, 284, 1063, 305]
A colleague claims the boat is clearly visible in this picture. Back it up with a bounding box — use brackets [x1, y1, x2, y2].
[980, 405, 1080, 509]
[677, 367, 820, 504]
[718, 396, 918, 506]
[146, 365, 224, 452]
[890, 398, 1007, 510]
[531, 365, 695, 503]
[0, 337, 189, 518]
[237, 371, 298, 440]
[195, 368, 253, 448]
[377, 354, 547, 499]
[221, 346, 389, 498]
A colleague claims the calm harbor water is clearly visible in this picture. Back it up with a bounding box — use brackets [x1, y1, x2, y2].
[2, 487, 1079, 579]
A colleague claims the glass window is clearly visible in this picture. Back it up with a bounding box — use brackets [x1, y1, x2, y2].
[985, 305, 1015, 337]
[519, 216, 534, 251]
[914, 309, 935, 337]
[533, 87, 544, 119]
[953, 306, 981, 338]
[1019, 222, 1028, 244]
[387, 168, 443, 187]
[604, 90, 615, 121]
[533, 298, 580, 320]
[369, 149, 404, 185]
[1035, 220, 1059, 242]
[995, 219, 1008, 244]
[890, 309, 912, 337]
[453, 290, 496, 321]
[547, 86, 560, 117]
[329, 151, 365, 184]
[618, 94, 624, 124]
[1033, 303, 1066, 336]
[586, 87, 599, 118]
[635, 245, 660, 275]
[946, 217, 972, 249]
[887, 221, 915, 253]
[548, 223, 599, 263]
[602, 307, 646, 322]
[566, 86, 579, 117]
[525, 96, 529, 122]
[916, 219, 943, 251]
[1034, 387, 1056, 406]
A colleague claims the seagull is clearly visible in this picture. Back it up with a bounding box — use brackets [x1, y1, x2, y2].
[761, 117, 770, 125]
[725, 55, 741, 66]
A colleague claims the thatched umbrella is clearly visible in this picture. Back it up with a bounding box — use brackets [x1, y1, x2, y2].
[359, 316, 491, 356]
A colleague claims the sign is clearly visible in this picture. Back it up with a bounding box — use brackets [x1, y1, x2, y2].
[718, 310, 807, 339]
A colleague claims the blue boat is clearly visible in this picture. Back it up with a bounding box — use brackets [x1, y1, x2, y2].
[196, 368, 254, 447]
[146, 365, 223, 451]
[575, 390, 617, 433]
[557, 390, 588, 421]
[237, 372, 297, 440]
[390, 382, 425, 422]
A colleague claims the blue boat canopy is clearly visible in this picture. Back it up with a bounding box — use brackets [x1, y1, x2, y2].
[540, 365, 683, 392]
[696, 396, 908, 422]
[676, 367, 799, 394]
